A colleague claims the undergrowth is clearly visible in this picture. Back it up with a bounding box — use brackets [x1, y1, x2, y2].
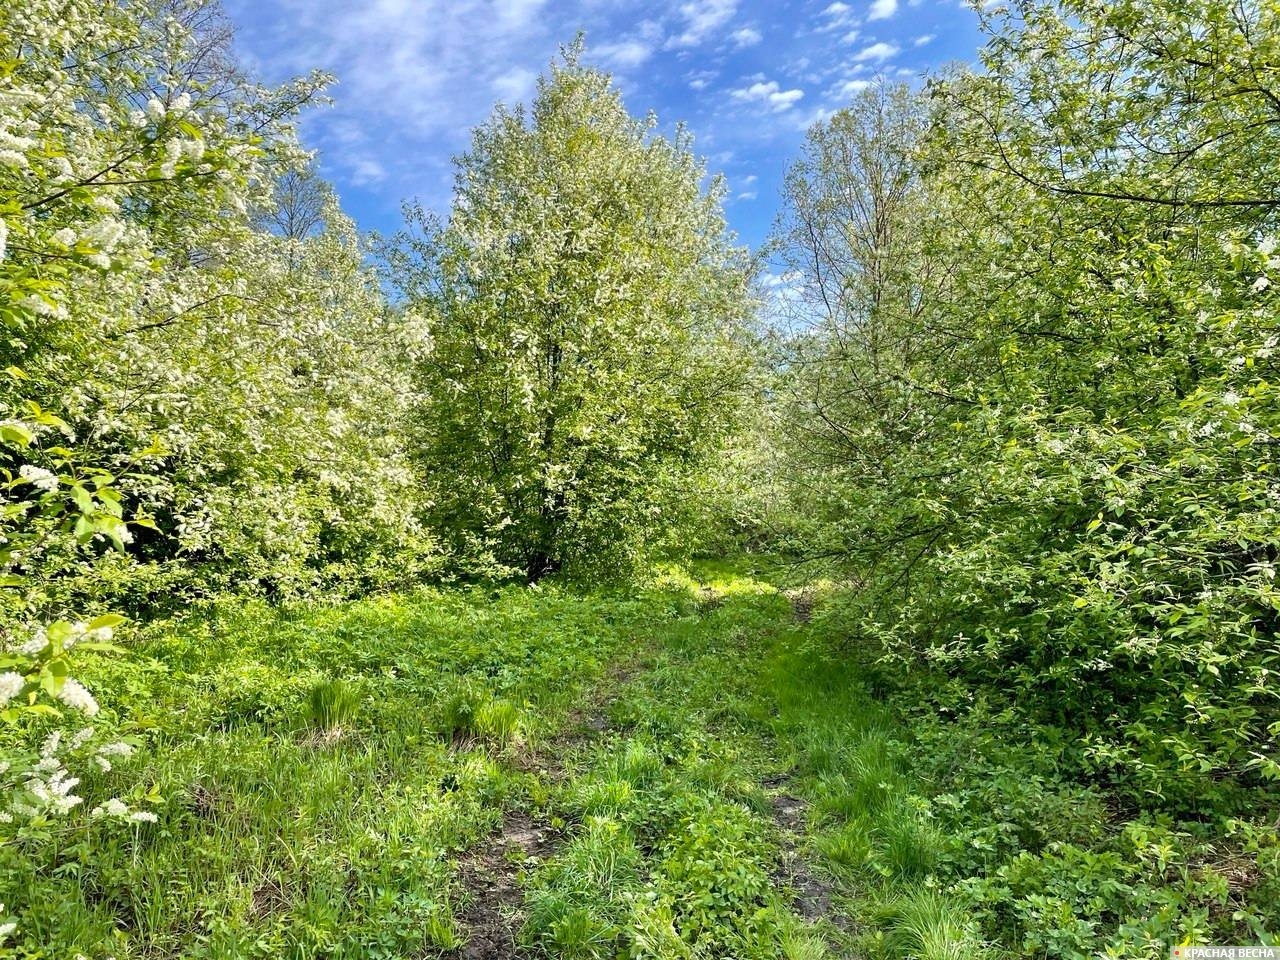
[2, 561, 1275, 958]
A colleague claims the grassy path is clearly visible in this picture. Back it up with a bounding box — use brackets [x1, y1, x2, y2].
[4, 562, 987, 959]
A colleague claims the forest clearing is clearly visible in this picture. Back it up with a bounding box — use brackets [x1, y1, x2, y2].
[2, 0, 1279, 956]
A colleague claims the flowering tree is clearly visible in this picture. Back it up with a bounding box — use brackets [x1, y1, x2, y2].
[776, 0, 1280, 807]
[0, 4, 430, 945]
[387, 45, 755, 580]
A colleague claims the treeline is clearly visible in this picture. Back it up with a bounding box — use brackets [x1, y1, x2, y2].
[0, 3, 753, 645]
[770, 0, 1279, 820]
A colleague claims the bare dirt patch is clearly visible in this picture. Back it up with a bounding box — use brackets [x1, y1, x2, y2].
[450, 810, 557, 959]
[784, 587, 815, 624]
[764, 773, 844, 930]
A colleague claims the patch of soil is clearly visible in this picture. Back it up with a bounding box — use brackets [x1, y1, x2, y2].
[785, 588, 815, 624]
[766, 777, 845, 931]
[451, 648, 650, 956]
[450, 811, 557, 959]
[697, 585, 724, 612]
[250, 877, 288, 921]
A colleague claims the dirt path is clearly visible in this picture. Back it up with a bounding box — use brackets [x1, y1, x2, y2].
[451, 810, 554, 959]
[448, 648, 654, 956]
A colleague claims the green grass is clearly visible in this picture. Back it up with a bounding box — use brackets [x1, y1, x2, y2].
[2, 562, 1277, 958]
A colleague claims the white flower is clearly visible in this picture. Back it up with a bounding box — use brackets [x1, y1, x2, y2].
[0, 921, 14, 939]
[145, 97, 166, 121]
[52, 227, 76, 247]
[15, 294, 64, 319]
[0, 150, 28, 168]
[1252, 275, 1270, 293]
[128, 810, 158, 823]
[86, 252, 111, 269]
[55, 678, 99, 716]
[0, 672, 23, 707]
[83, 218, 125, 252]
[40, 730, 61, 758]
[92, 798, 128, 817]
[1259, 235, 1277, 256]
[16, 628, 48, 656]
[172, 92, 192, 112]
[18, 464, 58, 493]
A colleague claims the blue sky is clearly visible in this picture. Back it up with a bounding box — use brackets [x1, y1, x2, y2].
[223, 0, 987, 251]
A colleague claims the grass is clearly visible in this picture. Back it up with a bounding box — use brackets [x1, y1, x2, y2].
[2, 561, 1277, 958]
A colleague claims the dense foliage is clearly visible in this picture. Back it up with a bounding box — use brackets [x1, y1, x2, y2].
[386, 48, 755, 581]
[776, 0, 1280, 810]
[3, 0, 1279, 954]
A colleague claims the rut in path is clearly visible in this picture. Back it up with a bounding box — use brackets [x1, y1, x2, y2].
[765, 774, 839, 927]
[450, 810, 554, 959]
[448, 650, 650, 957]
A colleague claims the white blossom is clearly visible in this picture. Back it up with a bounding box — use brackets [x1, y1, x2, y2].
[15, 294, 64, 318]
[83, 217, 125, 251]
[145, 97, 166, 121]
[55, 678, 99, 716]
[1252, 275, 1270, 293]
[92, 798, 128, 817]
[129, 810, 158, 823]
[0, 672, 23, 707]
[16, 628, 49, 656]
[18, 464, 58, 492]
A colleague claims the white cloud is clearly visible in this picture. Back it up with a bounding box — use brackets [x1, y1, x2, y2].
[853, 40, 899, 61]
[914, 33, 935, 46]
[736, 190, 758, 200]
[494, 0, 546, 28]
[731, 79, 805, 111]
[867, 0, 898, 20]
[686, 68, 718, 90]
[492, 66, 537, 101]
[791, 104, 836, 131]
[349, 156, 388, 185]
[817, 0, 859, 32]
[219, 0, 585, 208]
[730, 26, 762, 48]
[835, 78, 870, 97]
[667, 0, 738, 48]
[594, 39, 654, 68]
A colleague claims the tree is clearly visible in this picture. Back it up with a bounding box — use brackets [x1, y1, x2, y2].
[773, 82, 969, 582]
[778, 0, 1280, 808]
[389, 45, 754, 581]
[257, 162, 335, 240]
